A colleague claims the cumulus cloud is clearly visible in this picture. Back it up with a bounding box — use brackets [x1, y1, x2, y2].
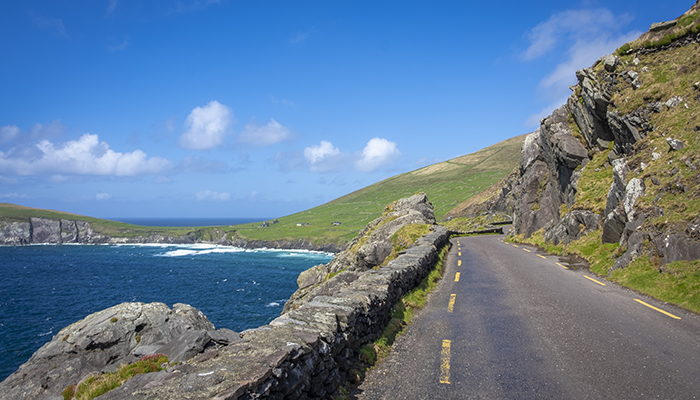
[179, 100, 234, 150]
[355, 138, 401, 172]
[195, 189, 231, 201]
[96, 193, 112, 200]
[522, 8, 641, 127]
[0, 133, 171, 176]
[304, 140, 346, 172]
[238, 118, 291, 146]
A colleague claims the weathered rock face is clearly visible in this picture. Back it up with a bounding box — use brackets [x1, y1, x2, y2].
[0, 302, 239, 400]
[0, 221, 31, 245]
[0, 218, 111, 245]
[496, 19, 700, 268]
[283, 193, 436, 312]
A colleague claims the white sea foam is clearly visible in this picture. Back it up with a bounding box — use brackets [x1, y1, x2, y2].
[266, 302, 280, 307]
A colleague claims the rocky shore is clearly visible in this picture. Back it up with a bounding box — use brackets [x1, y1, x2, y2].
[0, 193, 449, 399]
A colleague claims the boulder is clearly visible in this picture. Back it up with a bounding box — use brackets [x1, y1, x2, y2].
[602, 209, 626, 244]
[650, 20, 676, 32]
[0, 302, 216, 400]
[666, 137, 686, 151]
[601, 54, 621, 72]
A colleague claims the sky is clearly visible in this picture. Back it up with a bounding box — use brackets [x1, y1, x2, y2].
[0, 0, 693, 219]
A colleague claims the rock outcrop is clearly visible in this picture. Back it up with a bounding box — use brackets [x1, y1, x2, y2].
[284, 192, 436, 312]
[471, 3, 700, 272]
[0, 302, 238, 400]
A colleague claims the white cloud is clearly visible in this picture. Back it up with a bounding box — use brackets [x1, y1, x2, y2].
[179, 100, 234, 150]
[0, 125, 19, 144]
[238, 118, 291, 146]
[96, 193, 112, 200]
[0, 193, 29, 199]
[522, 8, 642, 127]
[0, 133, 171, 176]
[304, 140, 339, 164]
[355, 138, 401, 172]
[195, 189, 231, 201]
[304, 140, 346, 172]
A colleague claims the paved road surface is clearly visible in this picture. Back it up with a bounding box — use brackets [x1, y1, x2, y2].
[355, 234, 700, 399]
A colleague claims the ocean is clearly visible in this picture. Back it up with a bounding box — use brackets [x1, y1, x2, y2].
[0, 243, 333, 381]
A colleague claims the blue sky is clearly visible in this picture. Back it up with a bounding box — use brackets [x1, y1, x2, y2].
[0, 0, 693, 218]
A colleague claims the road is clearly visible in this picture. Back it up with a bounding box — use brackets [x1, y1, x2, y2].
[354, 234, 700, 399]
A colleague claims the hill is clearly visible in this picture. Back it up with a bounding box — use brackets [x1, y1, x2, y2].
[0, 134, 526, 247]
[224, 134, 526, 246]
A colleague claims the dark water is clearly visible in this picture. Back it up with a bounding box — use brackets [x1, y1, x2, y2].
[0, 244, 332, 381]
[110, 217, 269, 227]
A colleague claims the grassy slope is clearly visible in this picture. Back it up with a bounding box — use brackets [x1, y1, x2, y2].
[0, 134, 525, 246]
[229, 134, 526, 245]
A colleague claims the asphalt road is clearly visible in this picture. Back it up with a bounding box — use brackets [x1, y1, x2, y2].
[354, 234, 700, 399]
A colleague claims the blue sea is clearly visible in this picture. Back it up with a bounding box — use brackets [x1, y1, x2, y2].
[0, 243, 333, 381]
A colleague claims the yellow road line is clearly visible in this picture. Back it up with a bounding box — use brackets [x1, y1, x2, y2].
[512, 244, 519, 248]
[458, 260, 462, 266]
[556, 262, 569, 269]
[523, 248, 531, 253]
[634, 299, 681, 320]
[448, 294, 456, 312]
[458, 252, 461, 256]
[583, 275, 606, 286]
[440, 339, 451, 384]
[537, 254, 546, 259]
[455, 272, 460, 282]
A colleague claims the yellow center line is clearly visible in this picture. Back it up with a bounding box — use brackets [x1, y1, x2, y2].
[583, 275, 606, 286]
[537, 254, 546, 259]
[440, 339, 451, 384]
[523, 248, 531, 253]
[458, 252, 461, 256]
[454, 272, 460, 282]
[448, 294, 456, 312]
[634, 299, 681, 320]
[512, 244, 519, 248]
[556, 262, 569, 269]
[458, 260, 462, 266]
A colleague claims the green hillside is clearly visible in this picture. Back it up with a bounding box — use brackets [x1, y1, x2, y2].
[229, 134, 526, 245]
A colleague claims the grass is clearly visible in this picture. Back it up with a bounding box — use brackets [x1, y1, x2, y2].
[619, 10, 700, 53]
[611, 258, 700, 314]
[381, 224, 432, 266]
[62, 354, 169, 400]
[358, 243, 450, 369]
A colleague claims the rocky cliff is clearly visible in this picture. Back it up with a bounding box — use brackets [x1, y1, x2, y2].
[0, 217, 341, 252]
[0, 193, 449, 399]
[479, 2, 700, 273]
